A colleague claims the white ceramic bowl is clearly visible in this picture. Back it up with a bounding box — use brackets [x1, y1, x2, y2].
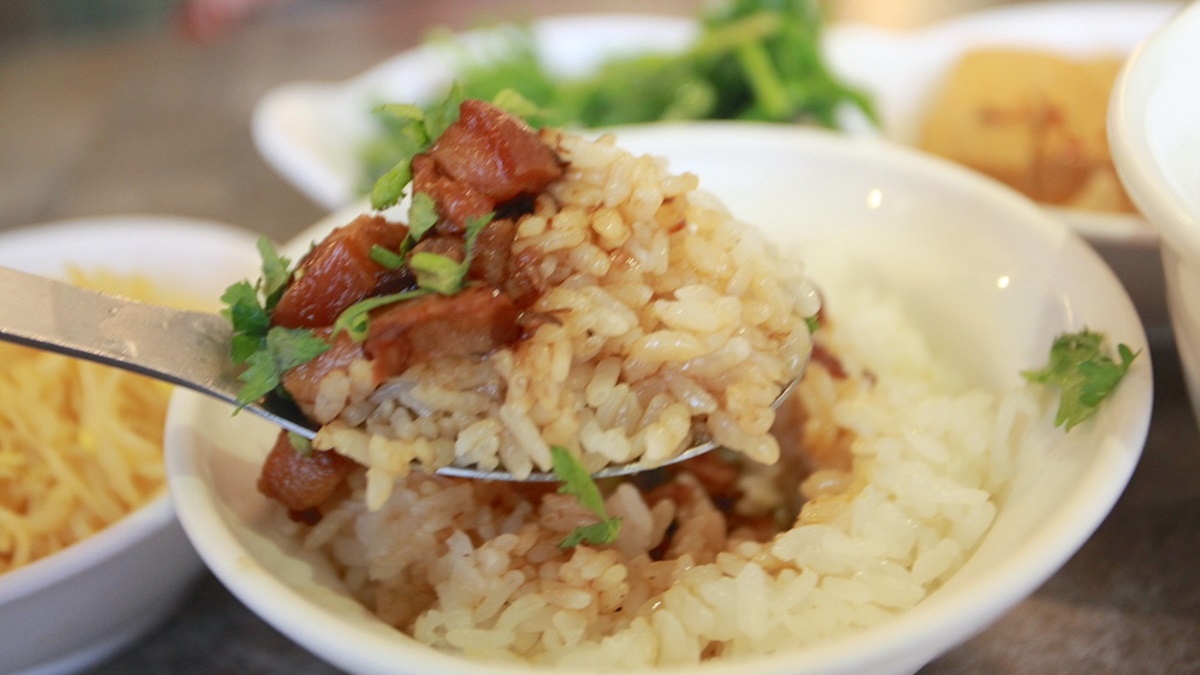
[1110, 1, 1200, 428]
[0, 216, 263, 674]
[251, 3, 1179, 328]
[167, 125, 1153, 675]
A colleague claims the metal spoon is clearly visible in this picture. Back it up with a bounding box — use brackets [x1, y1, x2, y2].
[0, 266, 800, 481]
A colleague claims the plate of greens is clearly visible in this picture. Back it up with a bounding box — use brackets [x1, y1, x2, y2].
[251, 2, 873, 211]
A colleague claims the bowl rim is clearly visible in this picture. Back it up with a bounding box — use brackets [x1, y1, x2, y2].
[0, 492, 175, 605]
[1109, 0, 1200, 256]
[170, 124, 1153, 675]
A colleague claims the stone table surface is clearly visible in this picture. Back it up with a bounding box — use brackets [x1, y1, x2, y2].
[1, 1, 1197, 672]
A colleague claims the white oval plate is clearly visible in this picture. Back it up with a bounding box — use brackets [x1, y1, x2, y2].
[170, 125, 1152, 675]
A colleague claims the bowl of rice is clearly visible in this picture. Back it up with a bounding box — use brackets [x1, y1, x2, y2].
[0, 216, 263, 674]
[166, 120, 1153, 674]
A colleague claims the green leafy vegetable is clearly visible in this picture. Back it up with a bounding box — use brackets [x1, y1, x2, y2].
[221, 237, 331, 407]
[408, 252, 464, 295]
[407, 211, 495, 296]
[236, 327, 331, 405]
[1023, 329, 1139, 431]
[551, 446, 622, 548]
[288, 431, 314, 456]
[368, 244, 407, 270]
[406, 192, 440, 248]
[367, 83, 541, 211]
[256, 237, 293, 309]
[367, 90, 461, 210]
[361, 0, 876, 188]
[221, 280, 270, 365]
[335, 209, 494, 338]
[332, 289, 431, 342]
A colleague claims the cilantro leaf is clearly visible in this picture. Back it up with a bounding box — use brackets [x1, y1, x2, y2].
[551, 445, 622, 548]
[332, 289, 431, 342]
[409, 252, 466, 295]
[490, 88, 543, 120]
[369, 244, 406, 270]
[235, 326, 331, 406]
[288, 431, 313, 456]
[236, 349, 283, 405]
[369, 161, 416, 212]
[221, 240, 332, 408]
[423, 82, 465, 140]
[256, 237, 292, 312]
[367, 88, 466, 211]
[405, 192, 440, 252]
[559, 521, 622, 549]
[1023, 329, 1139, 431]
[220, 280, 269, 364]
[462, 212, 493, 252]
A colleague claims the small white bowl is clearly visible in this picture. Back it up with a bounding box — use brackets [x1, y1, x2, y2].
[167, 125, 1153, 675]
[1110, 1, 1200, 428]
[0, 216, 263, 674]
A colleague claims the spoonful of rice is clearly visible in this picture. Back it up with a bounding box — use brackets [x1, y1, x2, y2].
[0, 265, 805, 482]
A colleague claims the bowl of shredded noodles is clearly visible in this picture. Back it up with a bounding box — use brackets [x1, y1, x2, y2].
[0, 215, 262, 674]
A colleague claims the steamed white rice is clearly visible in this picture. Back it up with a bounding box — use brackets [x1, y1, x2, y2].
[283, 284, 1053, 667]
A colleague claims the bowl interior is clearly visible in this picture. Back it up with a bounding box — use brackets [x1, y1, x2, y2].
[167, 126, 1152, 675]
[0, 215, 263, 674]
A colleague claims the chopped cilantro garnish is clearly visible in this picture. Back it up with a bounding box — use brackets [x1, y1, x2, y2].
[235, 326, 330, 405]
[288, 431, 314, 456]
[333, 209, 494, 338]
[551, 446, 622, 548]
[367, 87, 537, 211]
[411, 211, 495, 295]
[368, 87, 465, 210]
[409, 252, 465, 295]
[221, 237, 331, 407]
[257, 238, 292, 311]
[805, 314, 820, 334]
[406, 192, 440, 248]
[1023, 328, 1139, 431]
[368, 244, 406, 270]
[332, 288, 431, 342]
[221, 279, 270, 364]
[489, 88, 543, 121]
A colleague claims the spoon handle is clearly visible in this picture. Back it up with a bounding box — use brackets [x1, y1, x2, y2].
[0, 266, 315, 438]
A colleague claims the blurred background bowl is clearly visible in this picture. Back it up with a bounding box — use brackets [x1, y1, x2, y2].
[0, 216, 261, 674]
[166, 125, 1153, 675]
[1109, 1, 1200, 430]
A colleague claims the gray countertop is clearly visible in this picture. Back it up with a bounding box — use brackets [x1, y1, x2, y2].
[2, 1, 1198, 672]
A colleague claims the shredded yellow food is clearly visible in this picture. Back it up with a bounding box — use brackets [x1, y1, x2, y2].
[0, 269, 204, 573]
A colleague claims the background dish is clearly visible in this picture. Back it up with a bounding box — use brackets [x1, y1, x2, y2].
[824, 0, 1182, 328]
[250, 2, 1179, 328]
[170, 125, 1152, 675]
[0, 216, 263, 674]
[1109, 2, 1200, 437]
